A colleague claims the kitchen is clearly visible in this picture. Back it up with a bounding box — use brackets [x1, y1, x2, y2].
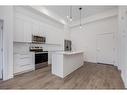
[13, 6, 84, 78]
[0, 5, 127, 89]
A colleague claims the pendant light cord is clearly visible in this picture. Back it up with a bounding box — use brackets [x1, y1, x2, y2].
[79, 7, 82, 27]
[70, 6, 72, 21]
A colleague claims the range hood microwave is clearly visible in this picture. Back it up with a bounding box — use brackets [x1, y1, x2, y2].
[32, 35, 46, 43]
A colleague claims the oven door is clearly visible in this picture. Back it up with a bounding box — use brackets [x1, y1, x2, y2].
[35, 53, 48, 69]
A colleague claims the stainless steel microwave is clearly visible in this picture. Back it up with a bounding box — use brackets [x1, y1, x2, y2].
[32, 35, 46, 43]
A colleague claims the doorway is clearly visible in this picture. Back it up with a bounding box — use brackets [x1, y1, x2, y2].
[0, 20, 3, 80]
[96, 33, 115, 65]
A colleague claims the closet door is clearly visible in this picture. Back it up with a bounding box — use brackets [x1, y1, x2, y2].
[96, 33, 115, 65]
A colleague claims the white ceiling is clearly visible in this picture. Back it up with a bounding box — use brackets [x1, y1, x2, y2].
[31, 6, 117, 25]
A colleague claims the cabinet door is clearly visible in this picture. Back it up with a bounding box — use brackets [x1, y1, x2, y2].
[14, 17, 24, 42]
[32, 22, 40, 36]
[14, 17, 33, 42]
[14, 53, 35, 74]
[24, 21, 32, 42]
[39, 24, 47, 37]
[13, 54, 20, 73]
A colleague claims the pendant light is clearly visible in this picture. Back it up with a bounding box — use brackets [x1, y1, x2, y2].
[67, 6, 73, 22]
[79, 7, 82, 28]
[70, 6, 72, 21]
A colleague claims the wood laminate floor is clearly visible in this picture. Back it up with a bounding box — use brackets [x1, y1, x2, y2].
[0, 80, 2, 84]
[0, 62, 125, 89]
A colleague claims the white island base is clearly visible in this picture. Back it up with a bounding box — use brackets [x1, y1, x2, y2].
[52, 51, 84, 78]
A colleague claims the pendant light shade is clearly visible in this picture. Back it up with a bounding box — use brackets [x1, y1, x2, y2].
[67, 6, 73, 22]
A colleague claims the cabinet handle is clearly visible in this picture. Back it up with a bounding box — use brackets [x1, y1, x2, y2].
[20, 64, 31, 67]
[20, 57, 30, 59]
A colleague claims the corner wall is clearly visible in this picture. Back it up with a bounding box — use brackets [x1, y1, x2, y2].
[70, 9, 118, 65]
[118, 6, 127, 88]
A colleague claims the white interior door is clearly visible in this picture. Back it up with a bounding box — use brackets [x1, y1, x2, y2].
[0, 20, 3, 79]
[96, 33, 115, 65]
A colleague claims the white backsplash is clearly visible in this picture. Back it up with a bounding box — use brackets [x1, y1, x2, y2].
[13, 42, 30, 54]
[13, 42, 63, 54]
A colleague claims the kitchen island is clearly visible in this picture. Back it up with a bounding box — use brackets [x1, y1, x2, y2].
[52, 51, 84, 78]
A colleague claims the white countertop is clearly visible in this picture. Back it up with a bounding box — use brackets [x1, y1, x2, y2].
[14, 51, 84, 55]
[52, 51, 84, 55]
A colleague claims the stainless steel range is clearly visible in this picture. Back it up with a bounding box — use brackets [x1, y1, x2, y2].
[30, 46, 48, 70]
[35, 52, 48, 69]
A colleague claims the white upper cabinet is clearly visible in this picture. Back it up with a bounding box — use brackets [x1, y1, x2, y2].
[13, 7, 63, 46]
[24, 20, 32, 42]
[32, 21, 40, 36]
[39, 24, 46, 37]
[14, 16, 33, 42]
[14, 17, 24, 42]
[14, 16, 47, 43]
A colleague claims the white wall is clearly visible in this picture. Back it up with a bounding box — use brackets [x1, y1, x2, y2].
[118, 6, 127, 88]
[0, 20, 3, 79]
[70, 9, 118, 64]
[0, 6, 14, 80]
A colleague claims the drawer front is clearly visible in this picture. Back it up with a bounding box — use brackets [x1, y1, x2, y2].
[14, 63, 34, 74]
[14, 54, 34, 74]
[17, 58, 33, 66]
[19, 64, 33, 72]
[20, 54, 33, 59]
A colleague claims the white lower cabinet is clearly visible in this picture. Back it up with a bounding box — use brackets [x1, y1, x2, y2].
[14, 53, 35, 75]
